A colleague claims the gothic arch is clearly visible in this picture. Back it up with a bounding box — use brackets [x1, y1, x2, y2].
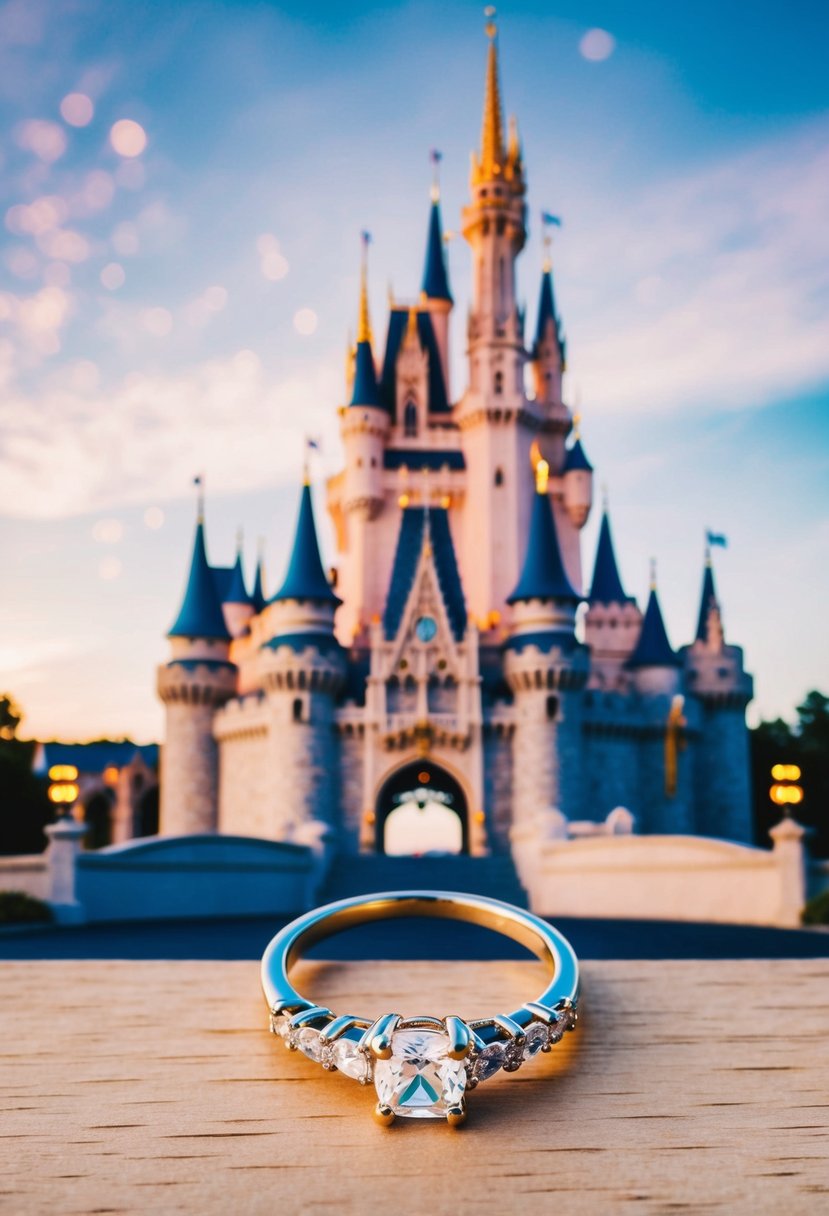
[373, 758, 470, 854]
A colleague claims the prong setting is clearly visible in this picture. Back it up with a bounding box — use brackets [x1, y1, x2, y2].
[443, 1015, 472, 1061]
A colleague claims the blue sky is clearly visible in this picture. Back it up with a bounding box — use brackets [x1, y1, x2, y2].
[1, 0, 827, 741]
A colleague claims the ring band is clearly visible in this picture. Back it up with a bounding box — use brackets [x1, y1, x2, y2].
[261, 890, 581, 1126]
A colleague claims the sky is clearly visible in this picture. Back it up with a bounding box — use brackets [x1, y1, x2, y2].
[1, 0, 828, 742]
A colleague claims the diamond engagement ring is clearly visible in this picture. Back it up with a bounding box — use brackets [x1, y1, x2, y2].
[260, 890, 580, 1126]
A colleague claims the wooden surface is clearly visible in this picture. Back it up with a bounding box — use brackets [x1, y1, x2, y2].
[2, 959, 828, 1215]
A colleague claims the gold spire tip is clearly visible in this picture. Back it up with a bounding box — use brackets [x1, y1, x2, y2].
[649, 558, 657, 591]
[484, 5, 497, 38]
[357, 231, 373, 345]
[535, 458, 550, 494]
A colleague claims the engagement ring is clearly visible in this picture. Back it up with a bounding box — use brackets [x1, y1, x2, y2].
[260, 890, 580, 1126]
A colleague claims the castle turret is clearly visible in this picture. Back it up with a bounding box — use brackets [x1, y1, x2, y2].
[338, 236, 391, 640]
[419, 175, 453, 393]
[257, 476, 345, 842]
[561, 423, 594, 530]
[504, 462, 588, 828]
[223, 539, 254, 638]
[682, 549, 754, 842]
[530, 257, 571, 473]
[251, 547, 268, 615]
[157, 502, 237, 836]
[626, 570, 693, 834]
[457, 16, 538, 626]
[584, 507, 642, 689]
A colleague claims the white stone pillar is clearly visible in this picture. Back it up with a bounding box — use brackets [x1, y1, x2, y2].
[45, 815, 88, 924]
[770, 816, 806, 928]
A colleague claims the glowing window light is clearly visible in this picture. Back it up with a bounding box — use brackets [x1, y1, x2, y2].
[103, 766, 120, 786]
[769, 784, 804, 806]
[48, 783, 79, 803]
[771, 764, 801, 782]
[49, 764, 78, 780]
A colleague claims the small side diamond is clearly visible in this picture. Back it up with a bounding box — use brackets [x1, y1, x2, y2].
[297, 1027, 329, 1065]
[522, 1023, 548, 1060]
[331, 1038, 371, 1083]
[548, 1006, 576, 1044]
[472, 1041, 507, 1083]
[270, 1012, 294, 1046]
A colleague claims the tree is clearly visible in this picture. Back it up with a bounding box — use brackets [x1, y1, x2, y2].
[0, 694, 52, 855]
[750, 689, 829, 859]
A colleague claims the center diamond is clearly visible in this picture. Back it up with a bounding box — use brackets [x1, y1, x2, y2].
[374, 1026, 466, 1119]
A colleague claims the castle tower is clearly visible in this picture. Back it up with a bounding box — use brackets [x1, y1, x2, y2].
[223, 538, 254, 638]
[457, 17, 535, 625]
[157, 502, 237, 836]
[256, 475, 345, 841]
[584, 506, 642, 690]
[561, 423, 594, 529]
[337, 238, 391, 640]
[626, 572, 693, 834]
[683, 550, 754, 842]
[530, 256, 570, 473]
[419, 174, 453, 393]
[504, 461, 588, 826]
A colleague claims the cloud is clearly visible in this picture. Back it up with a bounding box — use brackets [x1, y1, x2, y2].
[0, 348, 340, 519]
[563, 119, 829, 415]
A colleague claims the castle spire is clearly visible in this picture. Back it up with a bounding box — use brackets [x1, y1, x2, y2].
[225, 545, 252, 607]
[168, 505, 230, 641]
[627, 579, 679, 669]
[251, 543, 268, 614]
[272, 479, 340, 605]
[508, 468, 580, 604]
[349, 231, 382, 408]
[695, 551, 719, 642]
[478, 9, 505, 181]
[421, 164, 452, 303]
[589, 510, 628, 604]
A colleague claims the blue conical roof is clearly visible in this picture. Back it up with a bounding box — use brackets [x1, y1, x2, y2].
[251, 556, 267, 613]
[695, 560, 718, 641]
[272, 482, 340, 605]
[627, 587, 680, 668]
[563, 437, 593, 473]
[533, 266, 564, 355]
[225, 550, 252, 606]
[508, 488, 580, 605]
[168, 520, 231, 640]
[421, 199, 452, 302]
[590, 512, 628, 604]
[349, 339, 383, 408]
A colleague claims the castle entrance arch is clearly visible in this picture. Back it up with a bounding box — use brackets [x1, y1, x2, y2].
[375, 761, 469, 855]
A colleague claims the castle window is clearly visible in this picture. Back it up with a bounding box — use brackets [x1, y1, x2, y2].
[403, 400, 417, 437]
[546, 695, 559, 721]
[494, 370, 503, 396]
[292, 697, 303, 723]
[494, 467, 504, 487]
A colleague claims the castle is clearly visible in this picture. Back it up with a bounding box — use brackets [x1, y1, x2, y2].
[156, 21, 754, 860]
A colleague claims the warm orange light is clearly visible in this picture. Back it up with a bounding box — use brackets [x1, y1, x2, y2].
[771, 764, 801, 782]
[474, 810, 486, 824]
[398, 493, 410, 508]
[48, 783, 79, 803]
[49, 764, 78, 781]
[104, 765, 120, 786]
[418, 770, 431, 784]
[770, 784, 804, 806]
[440, 494, 451, 508]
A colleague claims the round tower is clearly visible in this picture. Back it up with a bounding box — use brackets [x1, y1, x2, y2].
[561, 424, 594, 529]
[338, 236, 391, 638]
[157, 505, 237, 836]
[626, 570, 694, 835]
[503, 462, 588, 835]
[682, 551, 754, 843]
[223, 536, 255, 639]
[257, 476, 346, 843]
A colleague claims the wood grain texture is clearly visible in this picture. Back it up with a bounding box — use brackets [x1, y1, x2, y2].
[1, 959, 828, 1215]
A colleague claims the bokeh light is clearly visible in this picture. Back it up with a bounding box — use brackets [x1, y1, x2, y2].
[36, 229, 89, 263]
[111, 221, 139, 256]
[144, 506, 164, 529]
[92, 518, 123, 544]
[60, 92, 94, 127]
[580, 28, 616, 62]
[110, 119, 147, 158]
[293, 307, 318, 335]
[141, 306, 173, 337]
[81, 169, 115, 211]
[98, 556, 122, 581]
[15, 119, 67, 162]
[100, 262, 125, 290]
[258, 234, 289, 281]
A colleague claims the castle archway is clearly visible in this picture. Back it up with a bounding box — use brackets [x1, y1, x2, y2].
[374, 760, 469, 855]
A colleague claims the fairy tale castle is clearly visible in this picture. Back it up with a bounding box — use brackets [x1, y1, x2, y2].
[156, 23, 754, 862]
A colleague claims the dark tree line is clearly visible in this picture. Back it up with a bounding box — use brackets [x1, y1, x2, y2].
[0, 694, 53, 855]
[751, 690, 829, 857]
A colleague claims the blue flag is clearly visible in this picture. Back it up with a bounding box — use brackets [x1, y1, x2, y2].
[706, 530, 727, 548]
[541, 212, 562, 227]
